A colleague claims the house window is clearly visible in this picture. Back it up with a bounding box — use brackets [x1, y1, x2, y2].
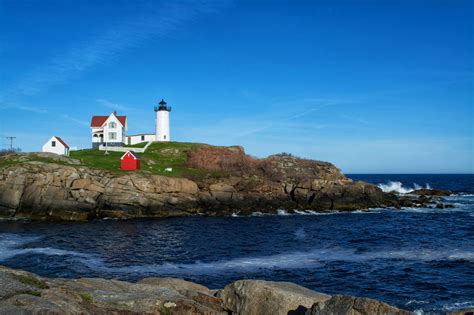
[109, 122, 116, 128]
[52, 141, 56, 147]
[109, 132, 117, 140]
[141, 135, 145, 141]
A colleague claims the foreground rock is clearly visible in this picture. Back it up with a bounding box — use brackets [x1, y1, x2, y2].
[0, 265, 414, 315]
[306, 295, 413, 315]
[0, 151, 399, 220]
[218, 280, 330, 315]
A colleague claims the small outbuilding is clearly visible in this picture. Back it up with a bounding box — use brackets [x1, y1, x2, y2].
[42, 136, 70, 156]
[121, 151, 140, 171]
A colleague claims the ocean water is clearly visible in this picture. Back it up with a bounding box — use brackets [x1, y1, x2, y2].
[0, 174, 472, 314]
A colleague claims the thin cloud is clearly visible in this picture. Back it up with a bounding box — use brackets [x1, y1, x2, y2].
[2, 0, 232, 100]
[0, 103, 48, 113]
[16, 105, 48, 114]
[235, 100, 346, 137]
[96, 98, 130, 112]
[60, 114, 89, 127]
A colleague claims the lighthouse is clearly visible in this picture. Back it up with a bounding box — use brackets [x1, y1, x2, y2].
[154, 99, 171, 142]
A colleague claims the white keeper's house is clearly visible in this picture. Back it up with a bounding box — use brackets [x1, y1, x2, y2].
[42, 136, 70, 156]
[90, 99, 172, 148]
[90, 111, 128, 148]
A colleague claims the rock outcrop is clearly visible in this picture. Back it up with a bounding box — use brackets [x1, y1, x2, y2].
[0, 265, 414, 315]
[410, 188, 451, 196]
[0, 152, 399, 220]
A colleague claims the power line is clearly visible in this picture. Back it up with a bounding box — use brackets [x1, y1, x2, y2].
[5, 136, 16, 150]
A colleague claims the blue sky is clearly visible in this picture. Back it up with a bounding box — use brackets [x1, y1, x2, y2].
[0, 0, 472, 173]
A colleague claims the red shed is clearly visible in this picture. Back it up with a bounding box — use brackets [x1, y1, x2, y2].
[121, 151, 140, 171]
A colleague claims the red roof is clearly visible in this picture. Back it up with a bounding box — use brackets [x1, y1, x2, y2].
[54, 136, 70, 149]
[121, 151, 140, 160]
[90, 114, 127, 127]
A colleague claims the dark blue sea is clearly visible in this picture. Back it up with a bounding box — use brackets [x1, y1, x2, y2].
[0, 174, 473, 314]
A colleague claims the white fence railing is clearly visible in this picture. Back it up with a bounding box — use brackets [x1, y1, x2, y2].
[98, 141, 153, 153]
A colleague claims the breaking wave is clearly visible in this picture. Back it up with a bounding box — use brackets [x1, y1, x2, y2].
[377, 181, 431, 194]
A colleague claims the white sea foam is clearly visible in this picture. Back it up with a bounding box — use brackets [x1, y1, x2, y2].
[439, 301, 474, 311]
[88, 248, 474, 276]
[406, 300, 430, 305]
[277, 209, 290, 216]
[2, 233, 472, 277]
[377, 181, 431, 194]
[398, 206, 468, 214]
[293, 210, 309, 215]
[0, 233, 95, 262]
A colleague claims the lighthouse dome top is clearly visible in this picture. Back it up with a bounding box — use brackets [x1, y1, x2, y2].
[155, 98, 171, 112]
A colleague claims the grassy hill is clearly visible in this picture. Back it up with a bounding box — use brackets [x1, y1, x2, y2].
[69, 142, 225, 178]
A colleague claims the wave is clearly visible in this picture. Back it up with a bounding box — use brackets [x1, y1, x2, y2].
[251, 209, 383, 217]
[46, 248, 474, 276]
[439, 301, 474, 312]
[0, 233, 93, 262]
[398, 206, 468, 214]
[377, 181, 431, 194]
[1, 233, 473, 277]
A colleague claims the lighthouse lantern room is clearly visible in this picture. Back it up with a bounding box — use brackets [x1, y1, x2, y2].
[154, 99, 171, 142]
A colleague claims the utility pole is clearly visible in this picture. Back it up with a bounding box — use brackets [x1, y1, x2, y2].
[5, 136, 16, 150]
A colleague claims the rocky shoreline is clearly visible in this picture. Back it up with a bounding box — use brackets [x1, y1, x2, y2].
[0, 265, 417, 314]
[0, 150, 455, 221]
[1, 265, 471, 315]
[0, 152, 401, 221]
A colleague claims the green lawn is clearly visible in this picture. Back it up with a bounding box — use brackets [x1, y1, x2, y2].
[69, 149, 124, 172]
[69, 142, 226, 178]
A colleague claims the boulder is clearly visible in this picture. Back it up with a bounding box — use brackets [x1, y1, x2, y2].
[305, 295, 414, 315]
[411, 189, 451, 196]
[218, 280, 330, 315]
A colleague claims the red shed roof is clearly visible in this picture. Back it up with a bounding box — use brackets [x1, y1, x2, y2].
[54, 136, 70, 149]
[121, 151, 140, 160]
[90, 114, 127, 127]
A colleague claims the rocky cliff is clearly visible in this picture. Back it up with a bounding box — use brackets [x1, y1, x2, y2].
[0, 265, 417, 315]
[0, 149, 399, 220]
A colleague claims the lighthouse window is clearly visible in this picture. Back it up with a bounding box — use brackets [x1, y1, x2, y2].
[164, 135, 166, 140]
[141, 135, 145, 141]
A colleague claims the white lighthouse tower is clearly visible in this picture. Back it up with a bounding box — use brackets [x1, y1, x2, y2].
[154, 99, 171, 142]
